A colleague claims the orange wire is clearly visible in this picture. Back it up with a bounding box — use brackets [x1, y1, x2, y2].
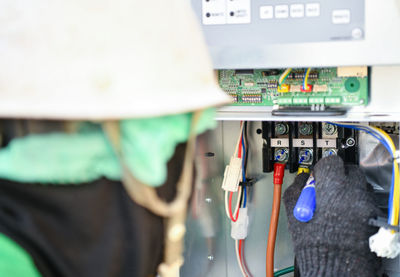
[266, 183, 282, 277]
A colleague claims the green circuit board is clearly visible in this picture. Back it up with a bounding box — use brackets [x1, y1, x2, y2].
[218, 68, 368, 107]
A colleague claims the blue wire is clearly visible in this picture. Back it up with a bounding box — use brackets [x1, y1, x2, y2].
[327, 122, 395, 224]
[241, 132, 247, 208]
[243, 187, 247, 208]
[303, 68, 311, 90]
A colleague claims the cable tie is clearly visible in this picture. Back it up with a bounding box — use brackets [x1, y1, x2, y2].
[239, 178, 255, 187]
[369, 217, 400, 232]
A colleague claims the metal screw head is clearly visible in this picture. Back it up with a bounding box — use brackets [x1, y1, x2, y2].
[299, 123, 313, 136]
[323, 123, 337, 136]
[346, 137, 356, 147]
[205, 198, 212, 204]
[274, 148, 289, 162]
[299, 149, 313, 164]
[323, 148, 337, 158]
[207, 255, 214, 261]
[275, 123, 288, 136]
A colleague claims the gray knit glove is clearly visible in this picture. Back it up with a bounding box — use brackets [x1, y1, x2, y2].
[283, 156, 380, 277]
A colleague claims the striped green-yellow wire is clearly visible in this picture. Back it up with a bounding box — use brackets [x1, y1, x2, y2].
[279, 68, 292, 85]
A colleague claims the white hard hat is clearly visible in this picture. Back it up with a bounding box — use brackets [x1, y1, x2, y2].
[0, 0, 231, 120]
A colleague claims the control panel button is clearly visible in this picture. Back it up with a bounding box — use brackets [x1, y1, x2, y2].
[202, 0, 226, 25]
[306, 3, 320, 17]
[260, 6, 274, 19]
[275, 5, 289, 19]
[290, 4, 304, 18]
[226, 0, 251, 24]
[332, 9, 351, 24]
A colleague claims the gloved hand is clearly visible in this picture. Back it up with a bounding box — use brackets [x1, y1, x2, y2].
[283, 156, 381, 277]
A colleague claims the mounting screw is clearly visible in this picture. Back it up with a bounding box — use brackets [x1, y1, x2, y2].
[346, 137, 356, 147]
[274, 148, 289, 162]
[207, 255, 214, 261]
[205, 198, 212, 204]
[299, 149, 313, 164]
[275, 123, 289, 136]
[322, 123, 337, 136]
[299, 123, 313, 136]
[323, 148, 338, 158]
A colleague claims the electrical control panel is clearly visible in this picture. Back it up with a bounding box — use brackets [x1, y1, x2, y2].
[199, 0, 364, 43]
[191, 0, 400, 68]
[219, 67, 368, 108]
[183, 121, 400, 277]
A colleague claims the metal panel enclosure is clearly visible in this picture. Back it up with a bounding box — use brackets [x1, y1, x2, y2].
[191, 0, 400, 68]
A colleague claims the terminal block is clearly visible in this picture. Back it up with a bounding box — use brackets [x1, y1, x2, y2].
[262, 122, 358, 173]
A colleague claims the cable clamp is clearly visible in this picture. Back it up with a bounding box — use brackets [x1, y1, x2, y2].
[239, 178, 255, 187]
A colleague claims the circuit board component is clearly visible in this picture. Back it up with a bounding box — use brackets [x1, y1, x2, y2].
[218, 67, 368, 107]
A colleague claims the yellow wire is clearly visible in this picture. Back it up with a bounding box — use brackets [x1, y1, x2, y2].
[304, 68, 311, 89]
[371, 127, 399, 226]
[279, 68, 292, 85]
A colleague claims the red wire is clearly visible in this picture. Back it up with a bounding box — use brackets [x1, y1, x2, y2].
[229, 191, 240, 222]
[238, 134, 243, 158]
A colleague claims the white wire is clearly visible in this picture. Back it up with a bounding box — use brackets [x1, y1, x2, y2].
[235, 240, 247, 277]
[278, 68, 292, 84]
[225, 190, 230, 218]
[234, 123, 245, 157]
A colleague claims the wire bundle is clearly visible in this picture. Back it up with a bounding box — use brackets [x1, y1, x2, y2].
[224, 123, 244, 222]
[224, 122, 252, 277]
[237, 123, 251, 277]
[329, 122, 400, 227]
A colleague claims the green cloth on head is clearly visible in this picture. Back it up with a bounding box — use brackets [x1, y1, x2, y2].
[0, 109, 216, 187]
[0, 233, 41, 277]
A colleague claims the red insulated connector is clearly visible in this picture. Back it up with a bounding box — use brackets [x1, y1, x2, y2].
[300, 84, 313, 92]
[273, 163, 286, 185]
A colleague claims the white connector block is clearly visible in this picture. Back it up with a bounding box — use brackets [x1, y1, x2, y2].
[369, 227, 400, 259]
[231, 207, 249, 240]
[222, 157, 242, 192]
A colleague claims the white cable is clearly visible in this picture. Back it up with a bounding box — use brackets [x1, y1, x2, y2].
[235, 240, 247, 277]
[225, 190, 230, 218]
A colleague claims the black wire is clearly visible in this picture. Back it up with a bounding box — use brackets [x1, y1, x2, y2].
[244, 121, 249, 172]
[239, 121, 248, 208]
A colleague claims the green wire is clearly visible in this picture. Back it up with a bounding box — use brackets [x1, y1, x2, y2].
[279, 68, 292, 85]
[274, 266, 295, 277]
